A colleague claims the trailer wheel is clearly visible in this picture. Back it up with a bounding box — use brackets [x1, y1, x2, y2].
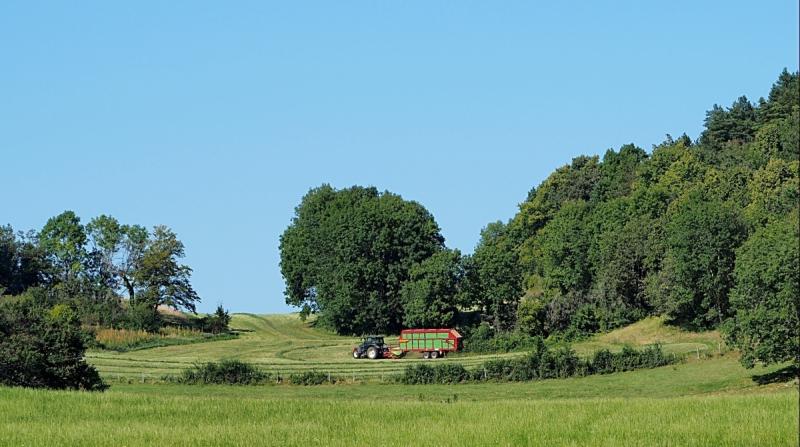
[430, 351, 439, 359]
[367, 346, 379, 359]
[422, 351, 430, 359]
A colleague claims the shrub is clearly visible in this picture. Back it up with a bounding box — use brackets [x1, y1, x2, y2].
[401, 364, 435, 384]
[463, 324, 542, 353]
[402, 363, 470, 384]
[289, 370, 335, 385]
[432, 363, 470, 384]
[175, 360, 269, 385]
[0, 298, 107, 391]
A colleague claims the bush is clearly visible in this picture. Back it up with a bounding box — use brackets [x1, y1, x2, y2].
[0, 298, 107, 391]
[463, 324, 541, 353]
[175, 360, 269, 385]
[289, 370, 336, 385]
[123, 302, 162, 332]
[401, 363, 469, 384]
[433, 363, 470, 384]
[588, 344, 675, 374]
[401, 364, 435, 384]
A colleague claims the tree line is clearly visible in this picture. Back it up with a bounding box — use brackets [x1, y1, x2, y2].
[280, 69, 799, 368]
[1, 212, 203, 331]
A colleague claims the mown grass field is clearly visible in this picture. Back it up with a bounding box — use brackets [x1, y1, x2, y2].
[1, 314, 796, 446]
[86, 313, 722, 381]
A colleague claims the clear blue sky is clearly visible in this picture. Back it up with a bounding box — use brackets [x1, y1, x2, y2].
[2, 1, 797, 313]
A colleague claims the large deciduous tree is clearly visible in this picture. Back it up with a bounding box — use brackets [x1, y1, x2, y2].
[279, 185, 444, 334]
[463, 221, 523, 331]
[656, 191, 747, 329]
[724, 212, 799, 368]
[135, 225, 200, 314]
[400, 249, 464, 329]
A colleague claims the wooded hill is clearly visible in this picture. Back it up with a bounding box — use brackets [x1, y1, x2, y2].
[280, 70, 799, 368]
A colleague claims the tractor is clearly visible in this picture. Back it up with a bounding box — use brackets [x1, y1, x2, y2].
[352, 335, 390, 359]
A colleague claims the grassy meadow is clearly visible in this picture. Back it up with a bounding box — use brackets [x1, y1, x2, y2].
[1, 314, 796, 446]
[86, 313, 721, 381]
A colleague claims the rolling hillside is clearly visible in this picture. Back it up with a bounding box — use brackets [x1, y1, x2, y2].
[91, 314, 725, 382]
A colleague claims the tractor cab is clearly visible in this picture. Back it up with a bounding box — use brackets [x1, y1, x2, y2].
[352, 335, 388, 359]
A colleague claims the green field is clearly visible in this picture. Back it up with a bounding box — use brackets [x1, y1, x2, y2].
[1, 314, 797, 446]
[86, 313, 722, 381]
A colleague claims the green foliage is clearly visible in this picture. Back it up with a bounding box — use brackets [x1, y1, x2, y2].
[463, 221, 523, 330]
[0, 297, 106, 390]
[173, 360, 270, 385]
[400, 249, 463, 328]
[656, 191, 747, 329]
[724, 212, 800, 368]
[462, 323, 541, 353]
[135, 225, 200, 314]
[39, 211, 88, 284]
[200, 304, 232, 334]
[289, 370, 336, 385]
[400, 342, 677, 384]
[279, 185, 445, 334]
[0, 226, 46, 295]
[400, 363, 470, 384]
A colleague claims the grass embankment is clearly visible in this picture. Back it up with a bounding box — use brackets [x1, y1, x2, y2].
[86, 314, 721, 381]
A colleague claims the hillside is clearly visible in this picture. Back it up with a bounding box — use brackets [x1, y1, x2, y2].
[91, 314, 756, 385]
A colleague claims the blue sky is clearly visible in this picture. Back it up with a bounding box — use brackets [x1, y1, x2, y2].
[1, 1, 797, 313]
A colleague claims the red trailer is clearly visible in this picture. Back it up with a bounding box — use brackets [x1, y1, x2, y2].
[396, 328, 462, 359]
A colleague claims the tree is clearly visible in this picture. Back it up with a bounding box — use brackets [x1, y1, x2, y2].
[0, 226, 46, 296]
[134, 225, 200, 314]
[279, 185, 444, 334]
[86, 215, 149, 301]
[743, 158, 799, 227]
[536, 201, 593, 295]
[38, 211, 87, 285]
[464, 221, 523, 330]
[0, 296, 106, 390]
[656, 191, 747, 329]
[400, 249, 464, 328]
[701, 96, 758, 146]
[593, 144, 647, 202]
[203, 304, 232, 334]
[724, 212, 799, 368]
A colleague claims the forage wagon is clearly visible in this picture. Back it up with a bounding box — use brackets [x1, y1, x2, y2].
[352, 328, 462, 359]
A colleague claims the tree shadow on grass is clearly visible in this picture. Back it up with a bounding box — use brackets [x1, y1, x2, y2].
[751, 365, 799, 385]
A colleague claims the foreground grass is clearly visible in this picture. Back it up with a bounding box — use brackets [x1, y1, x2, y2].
[0, 385, 795, 447]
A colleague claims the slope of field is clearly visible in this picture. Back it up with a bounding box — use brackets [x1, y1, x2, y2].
[87, 314, 723, 381]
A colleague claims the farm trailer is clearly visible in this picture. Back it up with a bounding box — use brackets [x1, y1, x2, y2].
[352, 328, 462, 360]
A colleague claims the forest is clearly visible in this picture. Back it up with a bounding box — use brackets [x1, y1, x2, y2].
[280, 69, 799, 369]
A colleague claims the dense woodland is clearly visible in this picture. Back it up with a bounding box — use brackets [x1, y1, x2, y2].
[281, 70, 799, 368]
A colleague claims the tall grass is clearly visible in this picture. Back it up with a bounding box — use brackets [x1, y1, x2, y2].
[0, 386, 795, 447]
[94, 327, 235, 351]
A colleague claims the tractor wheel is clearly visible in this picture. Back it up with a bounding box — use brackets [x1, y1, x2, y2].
[430, 351, 439, 359]
[367, 346, 379, 360]
[353, 350, 360, 359]
[422, 351, 430, 359]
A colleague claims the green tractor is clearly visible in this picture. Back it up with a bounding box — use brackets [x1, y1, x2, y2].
[352, 335, 389, 359]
